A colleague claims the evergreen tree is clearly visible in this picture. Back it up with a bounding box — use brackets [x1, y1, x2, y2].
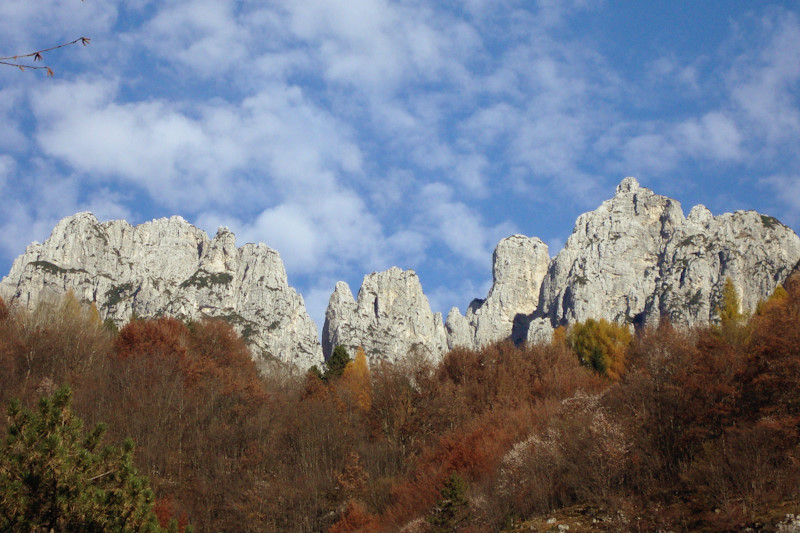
[428, 473, 470, 532]
[325, 345, 352, 380]
[0, 386, 176, 532]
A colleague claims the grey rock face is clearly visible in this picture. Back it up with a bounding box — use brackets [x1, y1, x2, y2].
[322, 267, 448, 364]
[3, 177, 798, 370]
[0, 212, 323, 370]
[450, 177, 800, 349]
[646, 208, 800, 326]
[540, 177, 685, 327]
[446, 235, 549, 349]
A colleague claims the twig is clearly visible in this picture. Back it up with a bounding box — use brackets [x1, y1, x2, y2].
[0, 36, 91, 76]
[88, 469, 115, 482]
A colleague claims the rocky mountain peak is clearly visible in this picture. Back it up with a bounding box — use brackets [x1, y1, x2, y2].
[446, 234, 550, 349]
[322, 267, 447, 364]
[687, 204, 713, 225]
[615, 176, 640, 194]
[450, 178, 800, 350]
[0, 213, 322, 370]
[202, 227, 238, 273]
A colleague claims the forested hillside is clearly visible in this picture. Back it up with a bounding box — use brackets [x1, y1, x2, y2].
[1, 274, 799, 532]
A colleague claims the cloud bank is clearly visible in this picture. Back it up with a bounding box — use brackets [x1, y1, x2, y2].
[1, 1, 799, 329]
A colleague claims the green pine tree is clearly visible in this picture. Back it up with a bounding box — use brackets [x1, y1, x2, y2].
[428, 473, 470, 532]
[325, 345, 352, 380]
[0, 385, 178, 532]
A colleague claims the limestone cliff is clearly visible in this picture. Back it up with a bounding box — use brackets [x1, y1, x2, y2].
[321, 267, 448, 364]
[0, 213, 323, 370]
[450, 177, 800, 350]
[539, 177, 685, 328]
[536, 178, 800, 332]
[446, 235, 549, 349]
[4, 178, 799, 368]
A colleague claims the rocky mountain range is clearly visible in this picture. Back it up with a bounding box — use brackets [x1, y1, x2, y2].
[2, 178, 799, 370]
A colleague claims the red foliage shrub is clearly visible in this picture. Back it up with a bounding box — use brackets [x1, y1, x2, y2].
[380, 410, 521, 529]
[329, 500, 379, 533]
[115, 317, 189, 361]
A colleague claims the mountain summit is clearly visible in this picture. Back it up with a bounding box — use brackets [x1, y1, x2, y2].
[0, 213, 322, 370]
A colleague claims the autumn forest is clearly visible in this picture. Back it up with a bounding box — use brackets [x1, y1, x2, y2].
[1, 274, 800, 532]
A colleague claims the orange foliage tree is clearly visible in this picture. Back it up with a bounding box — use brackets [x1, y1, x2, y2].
[341, 346, 373, 411]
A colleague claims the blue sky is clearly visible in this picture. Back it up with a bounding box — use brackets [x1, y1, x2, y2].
[1, 1, 799, 330]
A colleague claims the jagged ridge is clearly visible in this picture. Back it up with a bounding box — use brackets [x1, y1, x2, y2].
[0, 213, 322, 370]
[3, 178, 799, 369]
[324, 178, 800, 362]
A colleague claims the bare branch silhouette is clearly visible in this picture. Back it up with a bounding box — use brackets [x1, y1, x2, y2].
[1, 36, 91, 76]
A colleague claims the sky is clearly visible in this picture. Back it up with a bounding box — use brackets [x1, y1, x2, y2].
[1, 1, 799, 332]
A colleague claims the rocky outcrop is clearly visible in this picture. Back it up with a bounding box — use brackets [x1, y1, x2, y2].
[535, 178, 800, 332]
[539, 177, 685, 328]
[446, 235, 549, 349]
[644, 206, 800, 326]
[454, 177, 800, 350]
[322, 267, 448, 364]
[0, 212, 322, 370]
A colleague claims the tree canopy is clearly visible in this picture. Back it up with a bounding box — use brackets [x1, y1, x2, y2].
[0, 385, 175, 532]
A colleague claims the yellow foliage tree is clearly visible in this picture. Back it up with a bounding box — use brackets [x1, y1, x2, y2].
[716, 277, 748, 345]
[755, 284, 788, 316]
[567, 318, 632, 380]
[88, 302, 103, 328]
[341, 347, 372, 411]
[551, 325, 568, 348]
[718, 277, 744, 324]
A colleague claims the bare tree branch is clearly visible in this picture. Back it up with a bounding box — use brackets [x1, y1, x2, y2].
[0, 36, 91, 76]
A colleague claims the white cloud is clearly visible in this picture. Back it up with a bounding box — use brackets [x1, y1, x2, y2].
[675, 112, 742, 161]
[761, 175, 800, 227]
[609, 10, 799, 178]
[646, 55, 702, 93]
[196, 186, 385, 278]
[0, 87, 30, 152]
[249, 205, 319, 273]
[616, 111, 742, 176]
[283, 0, 477, 93]
[0, 0, 116, 51]
[416, 183, 516, 264]
[4, 1, 800, 330]
[136, 0, 252, 78]
[0, 156, 15, 191]
[385, 229, 427, 266]
[31, 79, 363, 209]
[728, 12, 800, 145]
